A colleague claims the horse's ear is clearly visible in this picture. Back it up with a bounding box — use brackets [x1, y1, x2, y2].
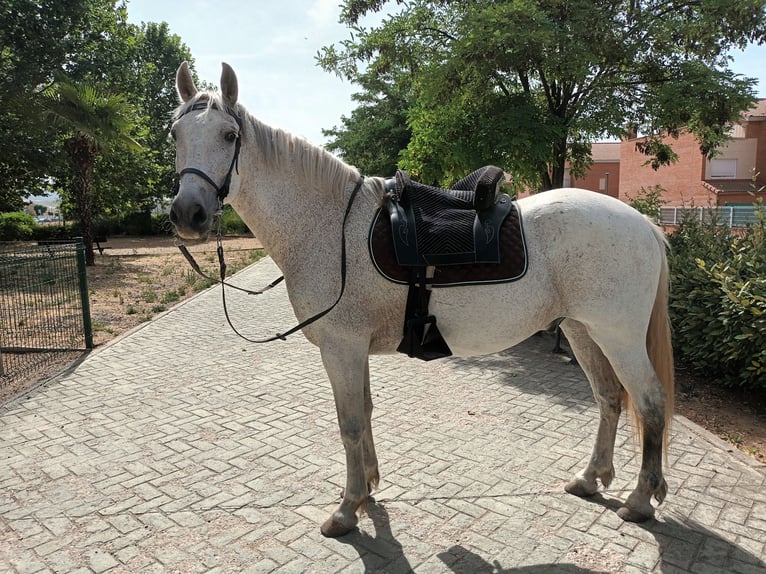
[221, 62, 238, 106]
[176, 61, 197, 103]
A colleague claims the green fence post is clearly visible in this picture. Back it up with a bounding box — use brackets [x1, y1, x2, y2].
[75, 237, 94, 349]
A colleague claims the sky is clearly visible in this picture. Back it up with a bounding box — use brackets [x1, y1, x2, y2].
[126, 0, 373, 146]
[125, 1, 766, 148]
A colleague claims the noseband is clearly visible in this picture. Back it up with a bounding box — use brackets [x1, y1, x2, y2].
[171, 101, 243, 202]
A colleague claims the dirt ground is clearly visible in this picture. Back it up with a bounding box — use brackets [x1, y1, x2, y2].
[674, 368, 766, 464]
[85, 235, 265, 347]
[5, 234, 765, 465]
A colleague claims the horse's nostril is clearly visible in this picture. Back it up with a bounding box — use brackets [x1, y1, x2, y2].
[191, 205, 207, 227]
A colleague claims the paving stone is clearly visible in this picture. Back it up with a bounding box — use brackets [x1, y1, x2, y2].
[1, 256, 764, 573]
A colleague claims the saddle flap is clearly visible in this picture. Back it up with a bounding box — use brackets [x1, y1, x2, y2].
[397, 314, 452, 361]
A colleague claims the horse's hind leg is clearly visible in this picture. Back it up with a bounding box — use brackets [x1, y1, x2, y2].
[609, 353, 668, 522]
[587, 329, 670, 522]
[560, 320, 622, 497]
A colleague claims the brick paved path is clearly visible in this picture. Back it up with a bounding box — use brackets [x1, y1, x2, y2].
[2, 257, 765, 573]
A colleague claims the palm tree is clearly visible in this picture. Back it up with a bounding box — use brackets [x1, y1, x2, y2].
[34, 77, 141, 265]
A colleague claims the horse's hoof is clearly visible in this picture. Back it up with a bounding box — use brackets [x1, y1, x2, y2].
[320, 512, 358, 538]
[564, 479, 598, 498]
[616, 504, 654, 522]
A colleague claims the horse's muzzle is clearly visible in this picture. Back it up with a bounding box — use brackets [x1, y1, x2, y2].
[169, 195, 213, 240]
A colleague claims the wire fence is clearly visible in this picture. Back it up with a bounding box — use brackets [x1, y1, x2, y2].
[0, 238, 93, 394]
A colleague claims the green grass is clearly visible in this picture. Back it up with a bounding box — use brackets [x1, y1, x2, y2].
[142, 290, 158, 303]
[92, 320, 114, 334]
[161, 290, 180, 304]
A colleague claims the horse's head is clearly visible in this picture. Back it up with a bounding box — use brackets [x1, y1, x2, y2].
[169, 61, 242, 241]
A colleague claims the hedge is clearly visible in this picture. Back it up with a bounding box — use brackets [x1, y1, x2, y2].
[0, 212, 35, 240]
[667, 203, 766, 388]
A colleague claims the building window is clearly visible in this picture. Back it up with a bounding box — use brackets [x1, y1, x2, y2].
[599, 172, 610, 193]
[710, 158, 737, 179]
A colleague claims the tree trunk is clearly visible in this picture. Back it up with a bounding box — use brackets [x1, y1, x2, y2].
[538, 139, 568, 191]
[550, 138, 568, 190]
[65, 134, 98, 265]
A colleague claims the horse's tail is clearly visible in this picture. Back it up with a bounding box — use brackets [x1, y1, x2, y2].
[625, 219, 675, 454]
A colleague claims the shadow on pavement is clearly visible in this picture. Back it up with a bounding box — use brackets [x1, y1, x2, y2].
[335, 500, 414, 573]
[572, 492, 764, 573]
[438, 545, 610, 573]
[448, 333, 592, 407]
[437, 503, 765, 573]
[339, 492, 766, 572]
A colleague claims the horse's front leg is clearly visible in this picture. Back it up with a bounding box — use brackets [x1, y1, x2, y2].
[362, 358, 380, 493]
[319, 342, 370, 537]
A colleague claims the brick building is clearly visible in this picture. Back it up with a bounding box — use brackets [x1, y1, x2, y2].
[567, 142, 620, 199]
[557, 99, 766, 207]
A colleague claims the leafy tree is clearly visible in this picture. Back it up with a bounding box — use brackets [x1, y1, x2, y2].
[0, 0, 122, 201]
[320, 0, 766, 189]
[323, 69, 411, 176]
[1, 1, 194, 222]
[125, 22, 195, 208]
[0, 188, 24, 213]
[33, 78, 141, 264]
[78, 21, 195, 223]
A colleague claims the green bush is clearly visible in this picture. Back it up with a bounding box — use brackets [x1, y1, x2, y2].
[668, 202, 766, 388]
[151, 212, 172, 235]
[0, 212, 35, 240]
[122, 211, 153, 235]
[219, 205, 250, 235]
[31, 222, 78, 240]
[626, 185, 667, 221]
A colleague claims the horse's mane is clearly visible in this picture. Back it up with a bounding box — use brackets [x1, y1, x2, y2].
[173, 91, 361, 199]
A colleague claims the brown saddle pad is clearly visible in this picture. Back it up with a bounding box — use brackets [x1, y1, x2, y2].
[368, 200, 528, 287]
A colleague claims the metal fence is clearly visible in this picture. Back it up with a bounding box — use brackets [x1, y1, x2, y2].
[0, 238, 93, 392]
[659, 205, 762, 228]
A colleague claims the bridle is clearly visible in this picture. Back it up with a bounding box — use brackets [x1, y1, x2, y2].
[171, 100, 365, 343]
[171, 101, 243, 203]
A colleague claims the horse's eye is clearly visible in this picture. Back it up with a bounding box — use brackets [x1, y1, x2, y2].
[225, 132, 238, 143]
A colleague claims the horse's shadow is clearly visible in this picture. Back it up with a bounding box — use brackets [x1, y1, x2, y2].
[438, 494, 766, 573]
[337, 496, 765, 573]
[335, 499, 414, 573]
[448, 333, 592, 407]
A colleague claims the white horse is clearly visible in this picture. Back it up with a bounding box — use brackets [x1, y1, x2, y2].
[169, 62, 674, 538]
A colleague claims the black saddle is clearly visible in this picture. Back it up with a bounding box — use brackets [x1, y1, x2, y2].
[369, 166, 527, 287]
[367, 166, 528, 362]
[384, 166, 511, 266]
